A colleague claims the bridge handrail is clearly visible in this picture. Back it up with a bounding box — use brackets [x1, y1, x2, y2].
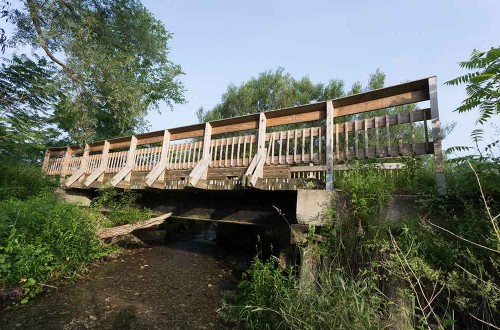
[42, 76, 445, 194]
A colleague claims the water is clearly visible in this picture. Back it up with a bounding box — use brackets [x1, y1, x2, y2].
[0, 229, 253, 329]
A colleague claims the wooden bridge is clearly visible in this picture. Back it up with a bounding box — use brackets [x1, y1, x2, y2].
[43, 77, 445, 194]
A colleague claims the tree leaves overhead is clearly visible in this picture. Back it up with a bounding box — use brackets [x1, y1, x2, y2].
[446, 47, 500, 125]
[0, 54, 62, 161]
[5, 0, 185, 143]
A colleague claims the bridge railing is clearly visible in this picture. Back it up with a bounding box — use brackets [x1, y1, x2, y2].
[43, 76, 445, 193]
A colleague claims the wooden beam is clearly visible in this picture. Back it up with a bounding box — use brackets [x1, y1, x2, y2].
[124, 136, 138, 182]
[334, 90, 428, 117]
[84, 141, 110, 186]
[59, 147, 73, 182]
[187, 123, 212, 187]
[110, 136, 137, 186]
[429, 77, 446, 195]
[145, 130, 171, 186]
[325, 101, 334, 190]
[65, 144, 90, 186]
[188, 158, 209, 187]
[244, 113, 267, 187]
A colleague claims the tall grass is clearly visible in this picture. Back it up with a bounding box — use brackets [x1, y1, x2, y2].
[220, 257, 386, 329]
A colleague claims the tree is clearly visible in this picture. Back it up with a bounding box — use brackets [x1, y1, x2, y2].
[197, 67, 388, 123]
[0, 54, 62, 161]
[3, 0, 185, 143]
[446, 47, 500, 160]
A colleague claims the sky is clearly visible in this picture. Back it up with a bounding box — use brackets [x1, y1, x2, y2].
[140, 0, 499, 151]
[1, 0, 499, 151]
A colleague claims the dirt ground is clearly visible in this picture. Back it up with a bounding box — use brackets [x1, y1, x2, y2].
[0, 231, 252, 330]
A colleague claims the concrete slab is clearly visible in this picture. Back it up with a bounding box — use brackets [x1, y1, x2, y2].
[296, 189, 335, 226]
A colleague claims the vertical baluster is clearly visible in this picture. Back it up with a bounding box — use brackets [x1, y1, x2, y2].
[301, 129, 305, 163]
[318, 127, 322, 162]
[410, 111, 415, 154]
[386, 114, 391, 156]
[271, 133, 275, 164]
[354, 120, 359, 159]
[286, 130, 290, 164]
[208, 140, 213, 167]
[181, 143, 187, 169]
[230, 137, 235, 167]
[344, 122, 349, 160]
[243, 135, 248, 166]
[398, 113, 403, 155]
[187, 143, 192, 168]
[310, 127, 314, 162]
[335, 123, 340, 161]
[249, 135, 254, 159]
[219, 138, 224, 167]
[294, 129, 298, 164]
[225, 138, 230, 167]
[423, 110, 429, 153]
[375, 117, 379, 157]
[279, 131, 283, 164]
[364, 118, 369, 159]
[237, 136, 241, 166]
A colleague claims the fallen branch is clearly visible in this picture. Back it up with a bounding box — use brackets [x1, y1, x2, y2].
[97, 213, 172, 239]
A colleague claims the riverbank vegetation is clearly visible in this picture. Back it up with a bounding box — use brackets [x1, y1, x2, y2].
[0, 162, 153, 306]
[220, 47, 500, 329]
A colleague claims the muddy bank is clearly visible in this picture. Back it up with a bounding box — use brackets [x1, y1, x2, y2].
[0, 230, 254, 329]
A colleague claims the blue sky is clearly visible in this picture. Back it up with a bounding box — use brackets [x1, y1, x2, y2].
[141, 0, 499, 151]
[2, 0, 498, 151]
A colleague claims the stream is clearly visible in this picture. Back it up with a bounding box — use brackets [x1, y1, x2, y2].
[0, 228, 254, 329]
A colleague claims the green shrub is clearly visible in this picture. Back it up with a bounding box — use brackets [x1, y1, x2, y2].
[91, 186, 152, 228]
[221, 257, 385, 329]
[0, 161, 58, 201]
[0, 193, 113, 303]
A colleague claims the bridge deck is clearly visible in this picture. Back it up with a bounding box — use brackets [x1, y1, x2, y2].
[43, 77, 445, 192]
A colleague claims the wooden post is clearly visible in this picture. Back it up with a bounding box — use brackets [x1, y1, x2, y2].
[97, 141, 110, 182]
[60, 147, 73, 181]
[188, 123, 212, 187]
[145, 130, 170, 186]
[65, 144, 90, 187]
[159, 130, 170, 181]
[325, 101, 334, 190]
[42, 150, 51, 173]
[429, 77, 446, 195]
[124, 136, 137, 182]
[257, 112, 267, 156]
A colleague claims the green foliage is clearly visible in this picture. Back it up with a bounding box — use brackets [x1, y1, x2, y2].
[197, 67, 385, 123]
[3, 0, 185, 143]
[91, 186, 152, 228]
[446, 47, 500, 125]
[0, 54, 63, 162]
[0, 193, 112, 303]
[0, 161, 58, 201]
[221, 257, 386, 329]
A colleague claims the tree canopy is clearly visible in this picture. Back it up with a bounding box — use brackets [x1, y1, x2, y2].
[196, 68, 386, 123]
[1, 0, 185, 155]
